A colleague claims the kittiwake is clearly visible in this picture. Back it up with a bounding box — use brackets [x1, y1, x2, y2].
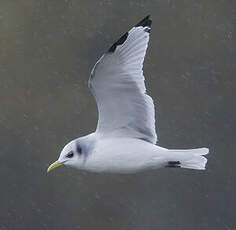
[47, 15, 209, 174]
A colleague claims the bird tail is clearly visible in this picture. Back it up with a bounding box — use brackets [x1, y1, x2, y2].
[166, 148, 209, 170]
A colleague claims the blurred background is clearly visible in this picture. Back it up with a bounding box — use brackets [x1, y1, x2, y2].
[0, 0, 235, 229]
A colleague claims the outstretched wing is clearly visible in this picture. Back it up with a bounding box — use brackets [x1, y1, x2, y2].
[89, 16, 157, 144]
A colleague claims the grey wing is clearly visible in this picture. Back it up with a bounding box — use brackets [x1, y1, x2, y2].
[88, 16, 157, 144]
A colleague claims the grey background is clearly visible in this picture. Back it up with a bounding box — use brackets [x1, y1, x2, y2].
[0, 0, 235, 229]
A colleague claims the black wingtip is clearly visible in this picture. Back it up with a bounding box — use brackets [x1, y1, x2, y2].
[135, 15, 152, 28]
[107, 15, 152, 53]
[108, 32, 129, 53]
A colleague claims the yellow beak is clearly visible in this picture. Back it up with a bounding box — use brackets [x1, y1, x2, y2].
[47, 161, 64, 173]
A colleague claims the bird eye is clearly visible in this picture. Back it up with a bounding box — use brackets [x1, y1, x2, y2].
[66, 152, 74, 158]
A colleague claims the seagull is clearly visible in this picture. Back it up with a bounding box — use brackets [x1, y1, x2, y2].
[47, 16, 209, 174]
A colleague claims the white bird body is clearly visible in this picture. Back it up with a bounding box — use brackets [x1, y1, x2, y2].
[61, 133, 208, 173]
[47, 16, 209, 174]
[78, 135, 167, 173]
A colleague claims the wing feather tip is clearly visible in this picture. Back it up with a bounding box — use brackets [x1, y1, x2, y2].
[108, 32, 129, 53]
[135, 15, 152, 28]
[107, 15, 152, 53]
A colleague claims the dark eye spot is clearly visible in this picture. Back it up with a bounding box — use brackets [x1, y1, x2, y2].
[77, 145, 82, 155]
[66, 152, 74, 158]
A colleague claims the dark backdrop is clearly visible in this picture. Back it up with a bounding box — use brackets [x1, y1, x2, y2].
[0, 0, 235, 229]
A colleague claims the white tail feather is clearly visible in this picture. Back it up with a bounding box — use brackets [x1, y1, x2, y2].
[167, 147, 209, 170]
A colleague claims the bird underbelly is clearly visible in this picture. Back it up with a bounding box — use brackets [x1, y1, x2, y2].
[84, 150, 165, 173]
[82, 138, 168, 173]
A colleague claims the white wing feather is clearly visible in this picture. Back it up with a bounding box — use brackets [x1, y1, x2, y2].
[89, 16, 157, 144]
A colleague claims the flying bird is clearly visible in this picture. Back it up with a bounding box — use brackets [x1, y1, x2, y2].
[47, 16, 209, 174]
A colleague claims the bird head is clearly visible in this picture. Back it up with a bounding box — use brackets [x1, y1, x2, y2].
[47, 134, 95, 173]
